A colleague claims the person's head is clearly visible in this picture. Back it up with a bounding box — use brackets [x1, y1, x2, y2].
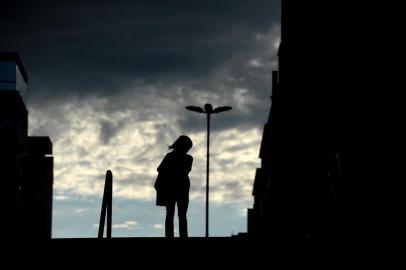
[168, 135, 193, 154]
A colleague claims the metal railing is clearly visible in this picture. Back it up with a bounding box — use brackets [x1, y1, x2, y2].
[98, 170, 112, 238]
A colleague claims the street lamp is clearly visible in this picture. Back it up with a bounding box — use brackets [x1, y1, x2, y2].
[186, 103, 232, 237]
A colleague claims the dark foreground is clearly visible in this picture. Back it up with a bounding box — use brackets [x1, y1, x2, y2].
[5, 236, 380, 264]
[9, 236, 315, 256]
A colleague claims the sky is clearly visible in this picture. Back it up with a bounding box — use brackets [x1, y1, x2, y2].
[0, 0, 281, 237]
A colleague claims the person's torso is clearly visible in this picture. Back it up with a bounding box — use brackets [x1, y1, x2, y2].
[162, 152, 192, 190]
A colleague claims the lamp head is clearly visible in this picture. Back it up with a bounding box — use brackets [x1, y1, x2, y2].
[185, 106, 205, 113]
[204, 103, 213, 114]
[213, 106, 232, 113]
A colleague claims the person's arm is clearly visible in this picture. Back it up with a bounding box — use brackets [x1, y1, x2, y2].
[187, 156, 193, 173]
[157, 154, 169, 172]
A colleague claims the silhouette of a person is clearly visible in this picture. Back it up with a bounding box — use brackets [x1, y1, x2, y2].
[155, 135, 193, 238]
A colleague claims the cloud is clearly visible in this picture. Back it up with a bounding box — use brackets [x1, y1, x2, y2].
[54, 194, 70, 201]
[75, 208, 90, 214]
[28, 90, 262, 205]
[24, 22, 279, 205]
[1, 1, 280, 100]
[239, 208, 248, 218]
[93, 220, 141, 231]
[151, 224, 164, 230]
[112, 221, 141, 230]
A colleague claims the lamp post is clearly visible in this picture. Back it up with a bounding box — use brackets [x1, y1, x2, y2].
[186, 103, 232, 237]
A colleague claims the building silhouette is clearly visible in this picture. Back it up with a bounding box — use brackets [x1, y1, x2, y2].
[247, 1, 338, 239]
[0, 52, 53, 239]
[247, 71, 277, 237]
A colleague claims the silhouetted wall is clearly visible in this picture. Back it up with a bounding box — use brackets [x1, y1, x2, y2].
[247, 1, 336, 239]
[0, 91, 28, 237]
[0, 52, 53, 239]
[21, 137, 54, 238]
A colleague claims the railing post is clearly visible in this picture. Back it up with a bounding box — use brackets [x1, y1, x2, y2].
[98, 170, 113, 238]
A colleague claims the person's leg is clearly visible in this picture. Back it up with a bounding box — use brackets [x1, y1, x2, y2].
[177, 195, 189, 238]
[165, 201, 175, 237]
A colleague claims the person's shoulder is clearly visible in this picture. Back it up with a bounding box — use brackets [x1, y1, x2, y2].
[162, 152, 174, 161]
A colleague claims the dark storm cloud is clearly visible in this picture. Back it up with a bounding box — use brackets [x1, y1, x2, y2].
[3, 0, 280, 151]
[0, 0, 280, 100]
[99, 119, 118, 144]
